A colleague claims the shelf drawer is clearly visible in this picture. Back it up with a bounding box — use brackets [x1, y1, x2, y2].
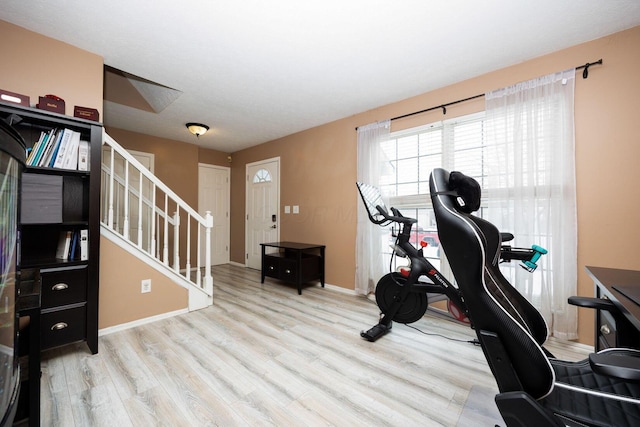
[41, 305, 86, 350]
[40, 266, 87, 309]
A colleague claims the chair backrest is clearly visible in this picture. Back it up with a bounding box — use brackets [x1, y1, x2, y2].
[429, 168, 555, 399]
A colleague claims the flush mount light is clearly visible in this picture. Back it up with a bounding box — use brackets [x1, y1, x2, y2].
[186, 122, 209, 138]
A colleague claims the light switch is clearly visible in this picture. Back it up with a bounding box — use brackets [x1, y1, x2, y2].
[284, 205, 291, 214]
[293, 205, 299, 214]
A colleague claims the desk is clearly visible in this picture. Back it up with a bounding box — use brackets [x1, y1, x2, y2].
[261, 242, 325, 295]
[585, 266, 640, 351]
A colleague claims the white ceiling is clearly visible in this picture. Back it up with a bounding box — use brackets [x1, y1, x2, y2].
[2, 1, 640, 153]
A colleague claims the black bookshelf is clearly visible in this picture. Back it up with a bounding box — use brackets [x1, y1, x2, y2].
[0, 101, 101, 355]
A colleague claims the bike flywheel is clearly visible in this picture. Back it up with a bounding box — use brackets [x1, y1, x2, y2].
[375, 272, 428, 324]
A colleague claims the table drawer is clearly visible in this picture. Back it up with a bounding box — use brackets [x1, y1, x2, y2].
[598, 310, 616, 349]
[41, 305, 86, 350]
[41, 266, 87, 309]
[280, 258, 298, 280]
[263, 256, 280, 278]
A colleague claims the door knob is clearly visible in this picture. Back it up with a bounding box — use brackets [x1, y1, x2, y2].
[270, 224, 277, 229]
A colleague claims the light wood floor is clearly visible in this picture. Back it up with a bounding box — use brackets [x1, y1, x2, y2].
[40, 264, 590, 426]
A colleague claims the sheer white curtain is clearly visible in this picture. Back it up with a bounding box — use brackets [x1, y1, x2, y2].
[484, 69, 578, 339]
[355, 120, 391, 295]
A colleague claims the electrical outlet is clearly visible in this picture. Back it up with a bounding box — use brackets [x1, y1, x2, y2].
[141, 279, 152, 293]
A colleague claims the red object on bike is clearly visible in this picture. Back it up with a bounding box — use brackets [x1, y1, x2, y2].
[420, 240, 428, 248]
[448, 300, 471, 324]
[399, 267, 410, 277]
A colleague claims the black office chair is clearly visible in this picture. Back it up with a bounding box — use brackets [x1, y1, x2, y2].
[428, 168, 640, 427]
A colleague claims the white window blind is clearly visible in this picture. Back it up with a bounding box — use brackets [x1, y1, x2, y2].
[381, 112, 486, 208]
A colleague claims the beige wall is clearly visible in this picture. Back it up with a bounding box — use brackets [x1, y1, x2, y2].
[230, 120, 358, 286]
[4, 17, 640, 344]
[0, 20, 103, 116]
[105, 127, 223, 209]
[99, 237, 188, 328]
[105, 127, 230, 201]
[231, 27, 640, 345]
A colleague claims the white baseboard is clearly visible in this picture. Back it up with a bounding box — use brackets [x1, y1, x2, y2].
[98, 308, 189, 336]
[324, 282, 357, 295]
[228, 260, 245, 268]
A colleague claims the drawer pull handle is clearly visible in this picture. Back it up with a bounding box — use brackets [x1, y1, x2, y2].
[52, 283, 69, 291]
[600, 325, 611, 335]
[285, 269, 291, 274]
[269, 266, 274, 270]
[51, 322, 68, 331]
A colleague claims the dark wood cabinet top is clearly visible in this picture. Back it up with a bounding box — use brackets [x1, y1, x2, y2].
[261, 241, 325, 250]
[586, 266, 640, 331]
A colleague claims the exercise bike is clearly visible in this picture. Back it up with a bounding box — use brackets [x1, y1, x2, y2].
[356, 181, 547, 342]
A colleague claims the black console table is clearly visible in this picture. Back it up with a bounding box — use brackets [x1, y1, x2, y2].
[260, 242, 325, 295]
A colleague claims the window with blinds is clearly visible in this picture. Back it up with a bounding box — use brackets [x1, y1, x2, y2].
[376, 112, 487, 265]
[380, 112, 487, 204]
[375, 103, 566, 305]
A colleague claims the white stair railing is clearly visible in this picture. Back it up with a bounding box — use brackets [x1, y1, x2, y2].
[101, 131, 213, 309]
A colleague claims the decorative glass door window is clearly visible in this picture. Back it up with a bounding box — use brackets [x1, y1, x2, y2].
[252, 168, 272, 183]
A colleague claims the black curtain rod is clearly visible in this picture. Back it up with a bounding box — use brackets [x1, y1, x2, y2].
[357, 59, 602, 130]
[390, 93, 484, 122]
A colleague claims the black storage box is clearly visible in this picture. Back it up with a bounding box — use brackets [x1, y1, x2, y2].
[21, 174, 63, 223]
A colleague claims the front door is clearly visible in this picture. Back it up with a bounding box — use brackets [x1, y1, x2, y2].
[246, 158, 280, 269]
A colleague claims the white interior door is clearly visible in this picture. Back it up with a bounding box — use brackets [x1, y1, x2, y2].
[198, 164, 230, 265]
[246, 158, 280, 269]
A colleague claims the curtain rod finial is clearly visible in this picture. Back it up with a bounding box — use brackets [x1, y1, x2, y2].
[581, 59, 603, 79]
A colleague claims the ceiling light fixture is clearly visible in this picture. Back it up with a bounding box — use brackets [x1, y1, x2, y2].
[186, 122, 209, 138]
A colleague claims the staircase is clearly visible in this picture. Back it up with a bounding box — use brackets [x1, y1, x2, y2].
[100, 131, 213, 311]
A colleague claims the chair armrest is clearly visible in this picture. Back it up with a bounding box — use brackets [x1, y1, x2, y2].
[500, 232, 514, 242]
[568, 296, 617, 312]
[589, 351, 640, 381]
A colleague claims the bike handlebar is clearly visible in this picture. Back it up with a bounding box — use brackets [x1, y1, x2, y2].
[375, 205, 417, 225]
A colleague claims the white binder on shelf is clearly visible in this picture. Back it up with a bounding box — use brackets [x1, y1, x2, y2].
[61, 130, 81, 170]
[80, 229, 89, 261]
[77, 140, 89, 171]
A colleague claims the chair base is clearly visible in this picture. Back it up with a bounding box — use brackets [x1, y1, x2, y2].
[495, 391, 564, 427]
